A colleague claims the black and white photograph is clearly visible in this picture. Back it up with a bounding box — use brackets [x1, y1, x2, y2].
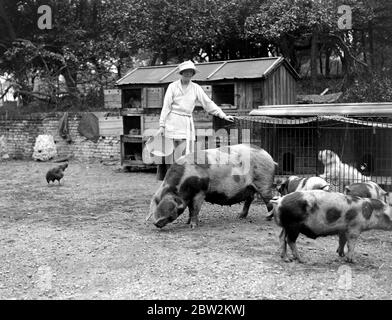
[1, 0, 392, 306]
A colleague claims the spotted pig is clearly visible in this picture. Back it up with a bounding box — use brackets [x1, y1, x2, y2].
[345, 181, 389, 203]
[147, 144, 277, 229]
[265, 176, 329, 220]
[271, 190, 392, 263]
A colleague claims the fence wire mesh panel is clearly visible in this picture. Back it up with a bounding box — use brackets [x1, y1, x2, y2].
[213, 115, 392, 193]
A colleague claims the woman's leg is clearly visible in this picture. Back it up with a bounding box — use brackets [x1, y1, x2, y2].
[173, 139, 187, 162]
[156, 139, 187, 181]
[156, 159, 168, 181]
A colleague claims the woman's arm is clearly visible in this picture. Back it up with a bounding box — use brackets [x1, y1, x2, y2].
[195, 84, 234, 121]
[159, 84, 175, 128]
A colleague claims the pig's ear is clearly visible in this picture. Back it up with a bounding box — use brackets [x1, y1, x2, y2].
[269, 196, 280, 205]
[322, 184, 330, 191]
[384, 205, 392, 221]
[273, 178, 282, 188]
[344, 186, 350, 193]
[146, 196, 160, 221]
[174, 196, 186, 210]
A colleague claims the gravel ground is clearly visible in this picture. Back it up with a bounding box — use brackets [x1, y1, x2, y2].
[0, 160, 392, 300]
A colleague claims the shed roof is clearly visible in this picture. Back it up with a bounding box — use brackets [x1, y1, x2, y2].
[116, 57, 299, 86]
[249, 102, 392, 116]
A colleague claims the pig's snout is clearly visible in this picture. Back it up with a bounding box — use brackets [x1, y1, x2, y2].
[153, 217, 174, 229]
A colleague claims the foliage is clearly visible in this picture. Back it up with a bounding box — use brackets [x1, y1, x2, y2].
[340, 70, 392, 103]
[1, 0, 392, 110]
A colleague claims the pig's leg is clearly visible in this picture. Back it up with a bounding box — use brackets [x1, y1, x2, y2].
[287, 228, 303, 263]
[265, 204, 274, 221]
[345, 232, 360, 263]
[238, 193, 255, 219]
[187, 193, 205, 229]
[279, 229, 291, 262]
[336, 232, 347, 257]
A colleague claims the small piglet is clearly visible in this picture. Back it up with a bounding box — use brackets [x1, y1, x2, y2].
[345, 181, 389, 203]
[266, 176, 329, 220]
[271, 190, 392, 263]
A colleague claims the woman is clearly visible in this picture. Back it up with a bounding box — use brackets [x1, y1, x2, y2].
[155, 60, 234, 180]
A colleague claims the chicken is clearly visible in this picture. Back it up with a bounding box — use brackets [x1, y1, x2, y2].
[46, 163, 68, 185]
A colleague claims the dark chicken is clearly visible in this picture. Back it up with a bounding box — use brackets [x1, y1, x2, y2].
[46, 163, 68, 185]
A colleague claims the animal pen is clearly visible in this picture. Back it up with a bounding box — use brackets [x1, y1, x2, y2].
[213, 103, 392, 193]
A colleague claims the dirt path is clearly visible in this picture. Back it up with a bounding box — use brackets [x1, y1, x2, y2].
[0, 161, 391, 299]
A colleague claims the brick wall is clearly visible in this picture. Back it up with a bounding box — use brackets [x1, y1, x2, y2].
[0, 113, 120, 161]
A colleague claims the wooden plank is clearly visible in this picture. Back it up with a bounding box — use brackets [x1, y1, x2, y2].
[262, 80, 267, 106]
[275, 68, 280, 104]
[282, 67, 287, 104]
[120, 135, 125, 166]
[122, 135, 143, 143]
[141, 88, 147, 108]
[104, 89, 121, 109]
[237, 82, 246, 110]
[105, 89, 120, 95]
[144, 122, 160, 131]
[145, 87, 164, 108]
[282, 66, 288, 104]
[105, 102, 122, 109]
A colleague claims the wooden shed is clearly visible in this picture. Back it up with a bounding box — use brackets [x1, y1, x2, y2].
[116, 57, 299, 166]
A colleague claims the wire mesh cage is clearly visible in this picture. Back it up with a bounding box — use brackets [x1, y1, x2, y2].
[213, 115, 392, 193]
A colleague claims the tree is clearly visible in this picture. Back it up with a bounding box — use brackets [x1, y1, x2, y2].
[244, 0, 384, 87]
[0, 0, 142, 107]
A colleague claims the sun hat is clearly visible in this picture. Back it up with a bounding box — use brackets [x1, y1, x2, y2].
[145, 135, 174, 157]
[178, 60, 198, 74]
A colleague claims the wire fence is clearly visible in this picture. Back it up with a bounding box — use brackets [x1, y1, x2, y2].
[213, 115, 392, 192]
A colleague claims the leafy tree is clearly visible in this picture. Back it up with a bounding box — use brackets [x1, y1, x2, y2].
[340, 69, 392, 102]
[0, 0, 141, 107]
[244, 0, 384, 87]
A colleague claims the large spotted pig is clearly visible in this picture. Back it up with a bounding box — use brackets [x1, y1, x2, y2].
[345, 181, 389, 203]
[147, 144, 277, 229]
[271, 190, 392, 263]
[265, 176, 329, 220]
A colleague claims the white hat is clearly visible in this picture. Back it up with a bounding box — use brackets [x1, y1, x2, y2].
[145, 135, 174, 157]
[178, 60, 198, 74]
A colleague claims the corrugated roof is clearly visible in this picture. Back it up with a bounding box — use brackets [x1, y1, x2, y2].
[249, 102, 392, 116]
[116, 57, 299, 86]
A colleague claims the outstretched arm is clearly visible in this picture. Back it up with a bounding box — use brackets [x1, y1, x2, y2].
[195, 85, 234, 122]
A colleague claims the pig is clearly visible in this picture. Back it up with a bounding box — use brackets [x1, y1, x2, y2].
[318, 149, 370, 186]
[344, 181, 389, 203]
[271, 190, 392, 263]
[147, 144, 277, 229]
[265, 176, 329, 220]
[277, 176, 330, 196]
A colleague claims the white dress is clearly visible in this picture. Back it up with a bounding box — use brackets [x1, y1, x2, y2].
[159, 80, 227, 153]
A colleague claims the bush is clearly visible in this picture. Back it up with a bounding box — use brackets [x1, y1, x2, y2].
[340, 72, 392, 103]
